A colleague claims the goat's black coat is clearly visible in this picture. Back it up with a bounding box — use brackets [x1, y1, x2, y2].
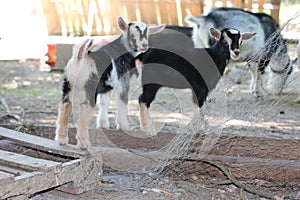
[136, 32, 230, 108]
[62, 77, 71, 103]
[165, 25, 193, 37]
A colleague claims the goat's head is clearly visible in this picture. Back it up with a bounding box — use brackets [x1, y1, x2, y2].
[209, 27, 256, 60]
[118, 17, 165, 53]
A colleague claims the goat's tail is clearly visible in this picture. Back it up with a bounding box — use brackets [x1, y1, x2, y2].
[72, 38, 94, 62]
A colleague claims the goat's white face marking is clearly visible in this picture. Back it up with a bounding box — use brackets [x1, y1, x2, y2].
[222, 30, 241, 61]
[227, 29, 239, 34]
[224, 29, 257, 61]
[128, 22, 149, 53]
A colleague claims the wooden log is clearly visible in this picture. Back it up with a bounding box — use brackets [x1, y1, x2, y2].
[131, 150, 300, 183]
[192, 134, 300, 161]
[203, 155, 300, 183]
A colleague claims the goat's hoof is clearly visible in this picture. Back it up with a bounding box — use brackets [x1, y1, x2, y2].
[77, 139, 91, 150]
[97, 120, 110, 129]
[116, 121, 130, 131]
[253, 91, 261, 98]
[250, 88, 261, 98]
[144, 124, 158, 137]
[55, 135, 69, 145]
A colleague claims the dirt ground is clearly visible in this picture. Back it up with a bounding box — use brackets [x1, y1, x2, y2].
[0, 49, 299, 200]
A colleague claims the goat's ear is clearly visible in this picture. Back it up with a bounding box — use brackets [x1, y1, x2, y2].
[118, 17, 128, 32]
[209, 27, 221, 41]
[242, 32, 257, 40]
[185, 16, 199, 25]
[149, 24, 165, 35]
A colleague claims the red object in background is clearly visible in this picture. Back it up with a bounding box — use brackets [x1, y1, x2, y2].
[44, 38, 111, 68]
[45, 44, 56, 67]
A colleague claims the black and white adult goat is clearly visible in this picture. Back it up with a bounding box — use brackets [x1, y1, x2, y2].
[135, 28, 256, 136]
[185, 7, 293, 96]
[55, 17, 165, 149]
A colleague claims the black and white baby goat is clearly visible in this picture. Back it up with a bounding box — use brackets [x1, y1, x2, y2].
[135, 28, 256, 136]
[186, 7, 292, 96]
[55, 17, 164, 149]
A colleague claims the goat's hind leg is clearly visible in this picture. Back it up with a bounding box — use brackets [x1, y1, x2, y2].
[55, 101, 72, 145]
[76, 102, 94, 149]
[55, 78, 72, 145]
[76, 77, 98, 149]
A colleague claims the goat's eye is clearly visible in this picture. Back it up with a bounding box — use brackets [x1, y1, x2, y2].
[223, 39, 228, 45]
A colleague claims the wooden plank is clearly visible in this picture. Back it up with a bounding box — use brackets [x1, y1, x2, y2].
[0, 127, 87, 158]
[0, 165, 28, 176]
[247, 0, 253, 11]
[258, 0, 264, 12]
[0, 140, 70, 163]
[0, 149, 61, 171]
[0, 171, 14, 185]
[0, 156, 101, 199]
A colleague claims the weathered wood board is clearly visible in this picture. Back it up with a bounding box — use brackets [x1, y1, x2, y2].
[0, 127, 102, 200]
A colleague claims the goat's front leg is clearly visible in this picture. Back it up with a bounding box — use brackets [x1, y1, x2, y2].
[249, 63, 261, 97]
[138, 84, 161, 136]
[139, 102, 156, 136]
[96, 93, 110, 129]
[76, 102, 93, 149]
[55, 101, 72, 145]
[114, 82, 130, 131]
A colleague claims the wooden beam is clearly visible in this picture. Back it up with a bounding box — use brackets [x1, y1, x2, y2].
[0, 149, 61, 171]
[0, 165, 27, 176]
[0, 127, 87, 158]
[203, 154, 300, 183]
[1, 157, 101, 199]
[0, 171, 14, 185]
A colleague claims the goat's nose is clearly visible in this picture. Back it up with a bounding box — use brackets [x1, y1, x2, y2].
[142, 43, 148, 48]
[234, 51, 240, 56]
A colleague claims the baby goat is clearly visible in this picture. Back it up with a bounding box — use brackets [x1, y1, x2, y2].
[136, 28, 256, 136]
[186, 8, 292, 96]
[55, 17, 164, 149]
